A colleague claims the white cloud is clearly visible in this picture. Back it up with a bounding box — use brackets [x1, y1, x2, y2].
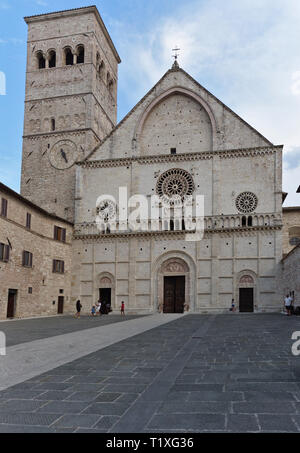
[0, 2, 10, 10]
[114, 0, 300, 206]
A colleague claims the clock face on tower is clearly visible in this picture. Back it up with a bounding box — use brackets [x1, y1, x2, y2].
[49, 140, 79, 170]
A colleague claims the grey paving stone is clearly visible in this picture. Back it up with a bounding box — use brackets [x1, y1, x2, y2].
[172, 384, 224, 392]
[165, 391, 190, 402]
[244, 391, 297, 402]
[0, 390, 46, 400]
[233, 402, 296, 414]
[227, 414, 260, 432]
[0, 399, 46, 412]
[63, 383, 106, 392]
[225, 382, 300, 392]
[82, 403, 129, 416]
[94, 393, 121, 402]
[66, 375, 108, 384]
[94, 415, 120, 429]
[0, 425, 53, 433]
[258, 414, 299, 432]
[34, 382, 74, 391]
[148, 413, 226, 431]
[116, 393, 139, 404]
[103, 384, 148, 393]
[188, 391, 244, 402]
[65, 391, 101, 402]
[36, 391, 74, 401]
[157, 401, 229, 414]
[36, 401, 90, 414]
[52, 414, 101, 428]
[0, 413, 61, 426]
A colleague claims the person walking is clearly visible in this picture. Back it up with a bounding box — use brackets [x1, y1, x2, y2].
[121, 301, 125, 316]
[76, 300, 82, 318]
[96, 300, 102, 316]
[284, 294, 292, 316]
[91, 305, 96, 316]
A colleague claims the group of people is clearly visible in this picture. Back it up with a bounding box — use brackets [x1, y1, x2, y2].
[75, 299, 125, 318]
[91, 300, 111, 316]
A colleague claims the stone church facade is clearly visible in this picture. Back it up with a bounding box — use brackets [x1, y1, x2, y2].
[17, 6, 284, 316]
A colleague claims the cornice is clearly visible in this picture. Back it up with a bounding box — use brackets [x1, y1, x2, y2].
[73, 225, 282, 241]
[79, 146, 280, 169]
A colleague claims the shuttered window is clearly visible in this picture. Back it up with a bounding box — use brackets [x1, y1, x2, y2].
[22, 251, 33, 267]
[1, 198, 7, 217]
[52, 260, 65, 274]
[54, 226, 66, 242]
[0, 243, 9, 262]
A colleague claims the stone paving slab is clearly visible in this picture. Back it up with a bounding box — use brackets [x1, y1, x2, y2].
[0, 313, 299, 433]
[0, 314, 183, 391]
[0, 314, 146, 347]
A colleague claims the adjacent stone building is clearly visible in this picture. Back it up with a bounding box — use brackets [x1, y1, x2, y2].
[1, 6, 290, 317]
[282, 206, 300, 257]
[0, 183, 73, 319]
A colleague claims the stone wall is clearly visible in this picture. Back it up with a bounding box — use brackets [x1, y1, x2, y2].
[282, 207, 300, 256]
[0, 185, 73, 320]
[281, 245, 300, 307]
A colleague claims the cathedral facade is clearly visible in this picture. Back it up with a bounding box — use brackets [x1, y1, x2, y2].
[19, 6, 283, 316]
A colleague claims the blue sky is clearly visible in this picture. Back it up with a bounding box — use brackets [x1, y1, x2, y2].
[0, 0, 299, 206]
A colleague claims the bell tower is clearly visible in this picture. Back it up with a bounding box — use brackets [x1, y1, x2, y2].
[20, 6, 121, 221]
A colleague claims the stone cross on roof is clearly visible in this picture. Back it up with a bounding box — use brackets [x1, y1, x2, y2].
[172, 46, 180, 69]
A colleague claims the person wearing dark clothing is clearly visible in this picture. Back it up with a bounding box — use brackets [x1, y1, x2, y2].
[76, 300, 82, 318]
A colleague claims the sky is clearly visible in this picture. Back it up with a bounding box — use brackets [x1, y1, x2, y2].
[0, 0, 299, 206]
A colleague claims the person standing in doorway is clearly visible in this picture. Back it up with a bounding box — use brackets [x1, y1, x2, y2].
[76, 300, 82, 318]
[121, 301, 125, 316]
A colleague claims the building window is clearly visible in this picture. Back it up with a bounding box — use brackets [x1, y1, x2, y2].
[48, 50, 56, 68]
[247, 216, 253, 227]
[53, 260, 65, 274]
[54, 226, 66, 242]
[51, 118, 56, 131]
[0, 243, 9, 262]
[77, 45, 85, 64]
[170, 148, 177, 155]
[59, 289, 64, 294]
[242, 216, 247, 227]
[22, 251, 33, 268]
[26, 213, 31, 229]
[1, 198, 7, 217]
[28, 287, 33, 294]
[64, 48, 73, 66]
[37, 52, 46, 69]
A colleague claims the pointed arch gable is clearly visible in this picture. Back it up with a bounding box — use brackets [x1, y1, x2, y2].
[134, 86, 217, 150]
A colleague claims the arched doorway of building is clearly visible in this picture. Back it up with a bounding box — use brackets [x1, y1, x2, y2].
[153, 255, 195, 313]
[238, 274, 255, 312]
[98, 273, 115, 312]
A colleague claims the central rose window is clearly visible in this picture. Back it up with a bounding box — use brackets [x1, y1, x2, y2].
[156, 168, 195, 204]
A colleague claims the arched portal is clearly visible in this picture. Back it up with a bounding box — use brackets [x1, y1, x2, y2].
[236, 271, 257, 313]
[97, 272, 115, 311]
[152, 252, 196, 313]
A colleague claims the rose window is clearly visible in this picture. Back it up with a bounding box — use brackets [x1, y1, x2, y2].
[156, 168, 195, 204]
[235, 192, 258, 214]
[96, 199, 117, 222]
